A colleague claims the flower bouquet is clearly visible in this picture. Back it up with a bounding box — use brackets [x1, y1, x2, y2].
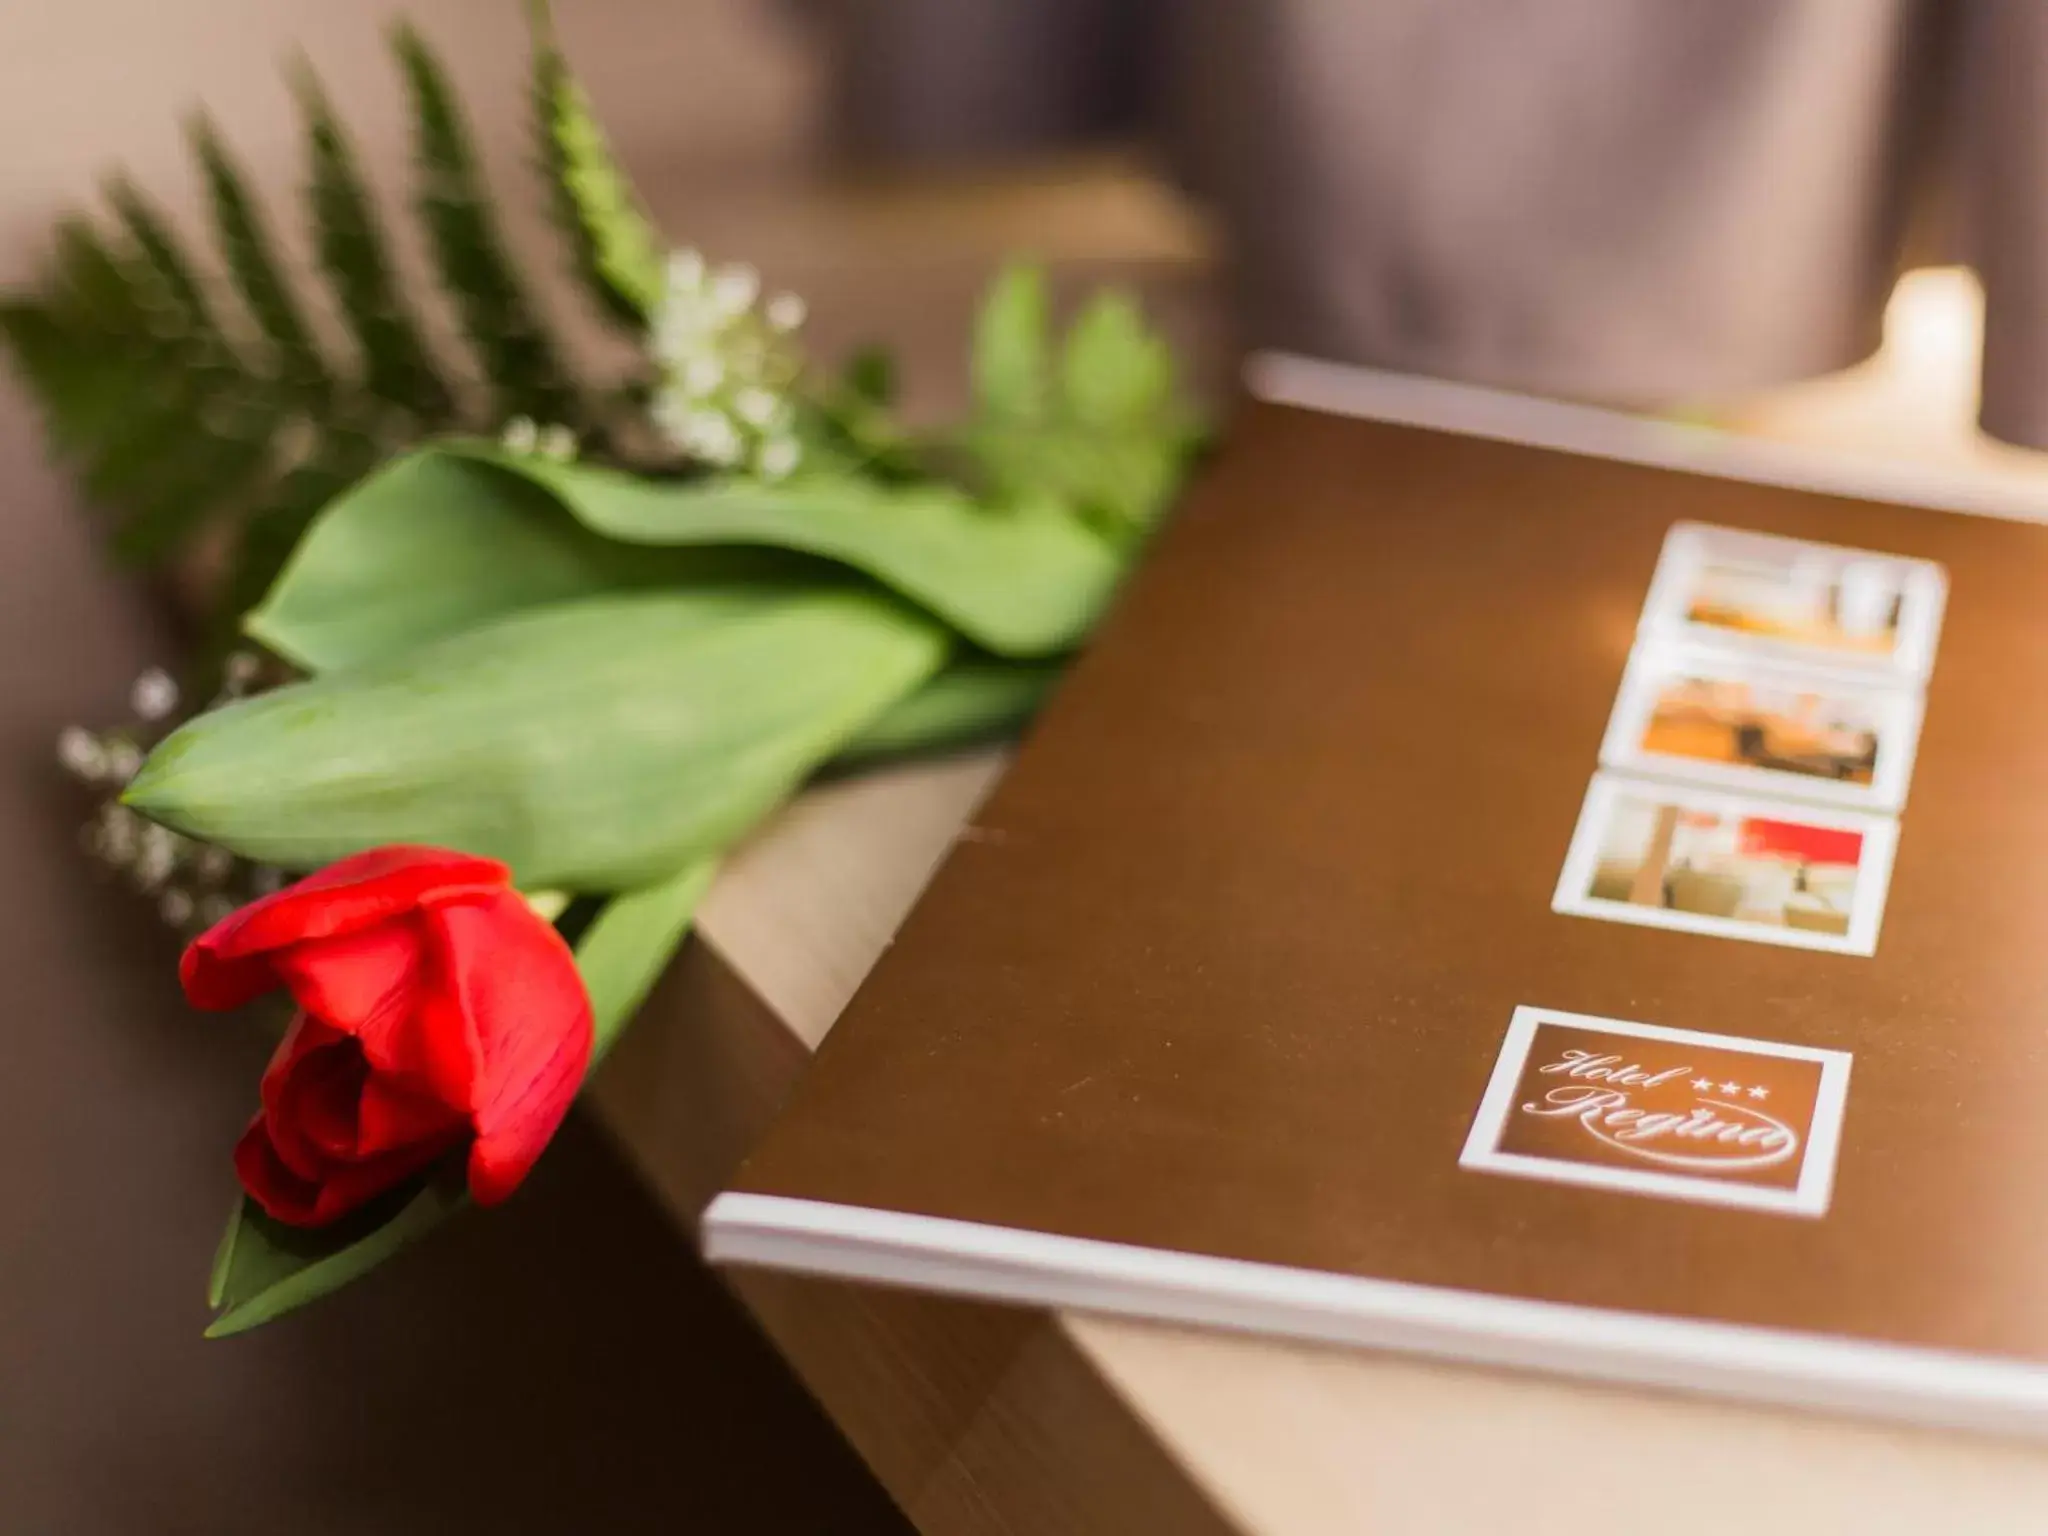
[7, 8, 1198, 1332]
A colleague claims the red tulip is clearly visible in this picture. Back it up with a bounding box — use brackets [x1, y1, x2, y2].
[181, 846, 593, 1226]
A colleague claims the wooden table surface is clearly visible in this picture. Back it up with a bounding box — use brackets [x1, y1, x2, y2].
[589, 347, 2048, 1536]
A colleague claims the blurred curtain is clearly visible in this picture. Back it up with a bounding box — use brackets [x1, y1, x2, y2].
[809, 0, 1160, 162]
[1961, 0, 2048, 448]
[809, 0, 2048, 451]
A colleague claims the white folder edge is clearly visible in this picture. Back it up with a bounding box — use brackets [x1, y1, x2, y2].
[705, 1191, 2048, 1441]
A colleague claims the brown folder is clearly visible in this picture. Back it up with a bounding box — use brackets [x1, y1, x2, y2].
[706, 378, 2048, 1436]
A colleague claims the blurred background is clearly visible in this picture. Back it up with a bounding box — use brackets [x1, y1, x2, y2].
[6, 2, 2048, 1531]
[9, 0, 2047, 458]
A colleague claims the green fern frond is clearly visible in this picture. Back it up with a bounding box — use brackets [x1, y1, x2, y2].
[103, 178, 220, 339]
[37, 221, 239, 531]
[394, 21, 578, 426]
[49, 217, 151, 334]
[0, 298, 111, 453]
[190, 113, 332, 405]
[24, 237, 165, 469]
[95, 184, 252, 430]
[218, 427, 383, 647]
[292, 62, 455, 424]
[842, 346, 899, 409]
[108, 405, 281, 566]
[82, 396, 210, 514]
[4, 238, 157, 460]
[528, 0, 663, 328]
[26, 213, 287, 564]
[4, 19, 660, 622]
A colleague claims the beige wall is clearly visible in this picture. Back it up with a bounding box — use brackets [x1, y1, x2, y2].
[0, 0, 815, 285]
[0, 0, 1213, 422]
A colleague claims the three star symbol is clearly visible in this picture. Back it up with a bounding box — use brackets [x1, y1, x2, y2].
[1688, 1076, 1768, 1100]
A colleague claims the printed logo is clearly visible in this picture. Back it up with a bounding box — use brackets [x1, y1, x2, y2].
[1460, 1007, 1852, 1216]
[1523, 1050, 1800, 1173]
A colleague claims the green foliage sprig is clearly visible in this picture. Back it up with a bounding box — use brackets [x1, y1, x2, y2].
[36, 3, 1203, 1335]
[0, 12, 658, 642]
[528, 0, 665, 326]
[961, 265, 1200, 541]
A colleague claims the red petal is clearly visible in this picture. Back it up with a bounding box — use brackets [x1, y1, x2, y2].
[256, 1015, 352, 1180]
[423, 891, 593, 1206]
[233, 1112, 457, 1227]
[269, 918, 421, 1037]
[233, 1115, 329, 1221]
[264, 917, 466, 1113]
[180, 846, 509, 1011]
[258, 1013, 462, 1174]
[355, 1071, 466, 1159]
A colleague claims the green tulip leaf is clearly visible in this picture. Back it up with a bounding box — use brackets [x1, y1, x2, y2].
[205, 1171, 468, 1337]
[831, 658, 1055, 770]
[440, 442, 1121, 658]
[204, 857, 718, 1336]
[128, 589, 947, 889]
[245, 451, 1034, 771]
[578, 857, 718, 1064]
[245, 449, 805, 674]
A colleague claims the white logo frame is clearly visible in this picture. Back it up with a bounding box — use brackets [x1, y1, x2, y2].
[1461, 1005, 1853, 1217]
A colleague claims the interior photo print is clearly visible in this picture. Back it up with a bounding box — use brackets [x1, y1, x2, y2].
[1553, 774, 1898, 955]
[1601, 646, 1923, 811]
[1642, 524, 1947, 680]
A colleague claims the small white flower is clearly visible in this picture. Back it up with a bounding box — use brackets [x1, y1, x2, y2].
[252, 866, 287, 896]
[537, 424, 578, 462]
[650, 390, 691, 442]
[501, 416, 540, 454]
[197, 894, 237, 928]
[708, 263, 760, 321]
[194, 845, 236, 885]
[96, 804, 139, 866]
[665, 248, 707, 294]
[57, 726, 104, 780]
[104, 741, 144, 783]
[685, 410, 744, 466]
[158, 889, 194, 927]
[726, 334, 767, 374]
[675, 408, 717, 447]
[648, 248, 809, 471]
[224, 651, 261, 692]
[733, 386, 782, 428]
[649, 313, 686, 364]
[134, 827, 179, 892]
[681, 355, 725, 398]
[757, 436, 801, 480]
[130, 667, 179, 722]
[652, 305, 714, 366]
